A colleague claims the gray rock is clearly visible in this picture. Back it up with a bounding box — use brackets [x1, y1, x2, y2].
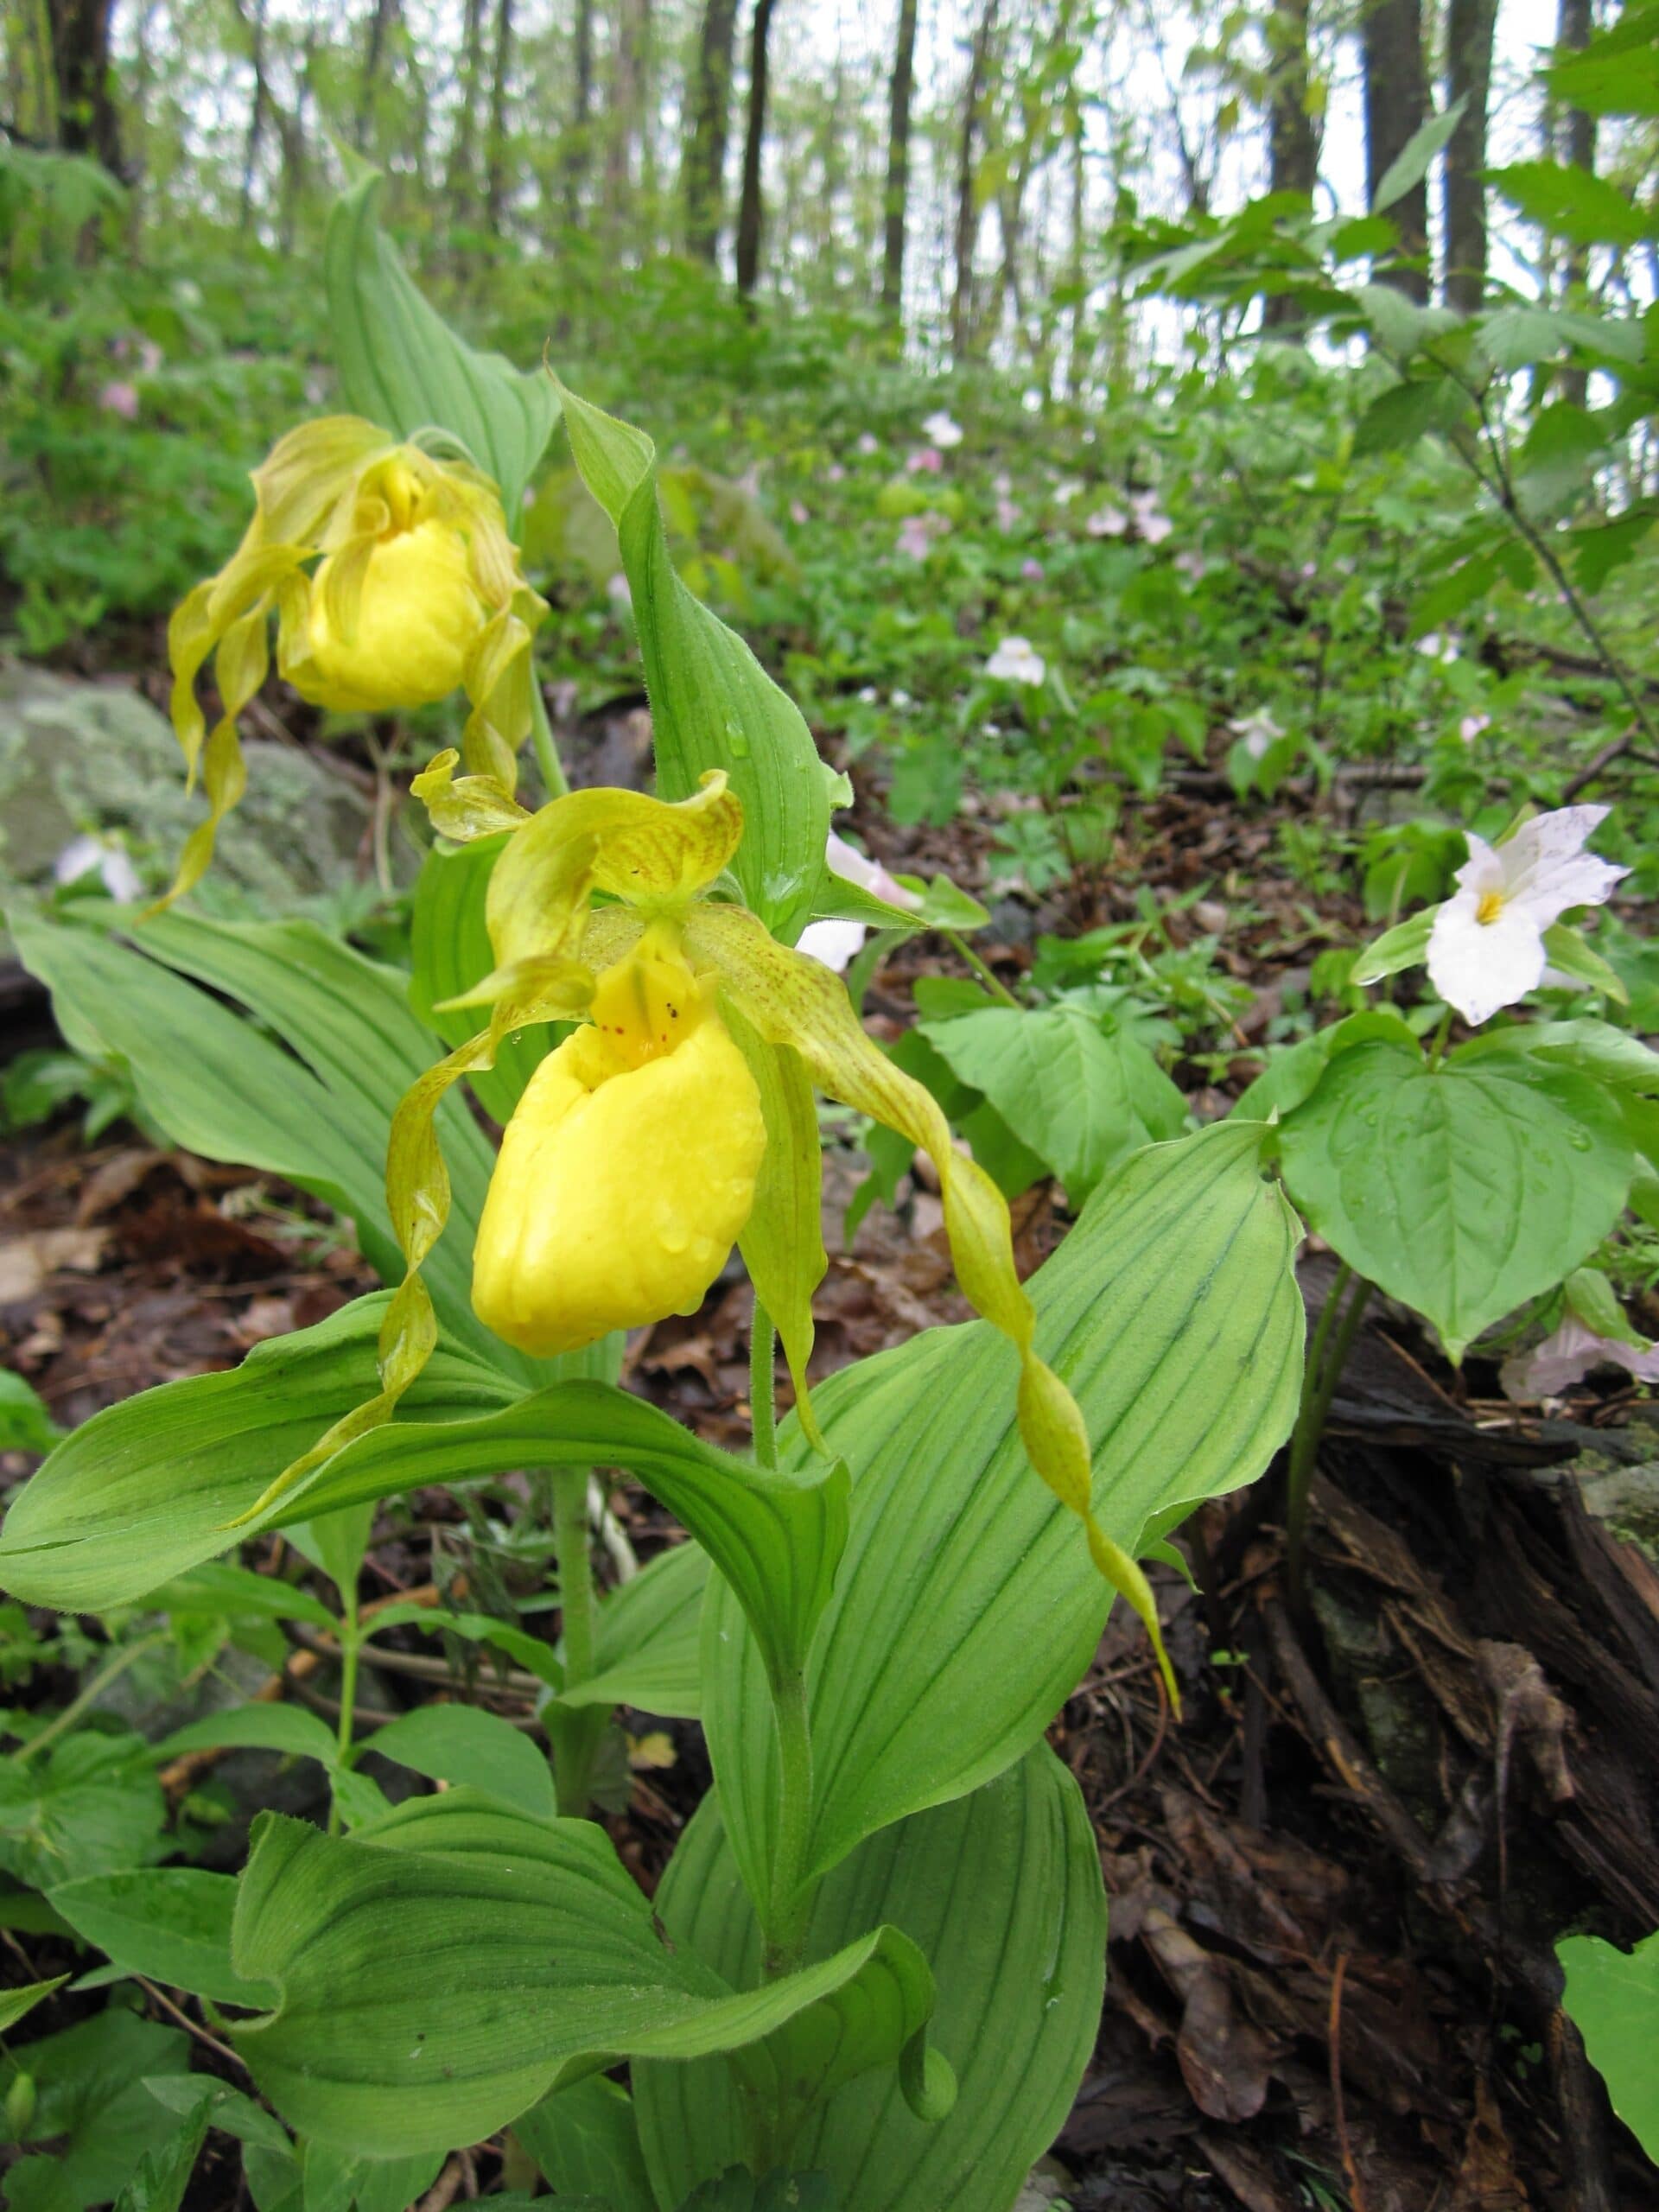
[0, 659, 373, 918]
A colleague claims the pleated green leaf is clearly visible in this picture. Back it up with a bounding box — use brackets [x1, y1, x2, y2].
[325, 169, 560, 511]
[0, 1294, 838, 1708]
[230, 1793, 943, 2159]
[0, 1298, 509, 1610]
[1277, 1038, 1632, 1358]
[558, 382, 829, 944]
[637, 1745, 1104, 2212]
[702, 1121, 1303, 1910]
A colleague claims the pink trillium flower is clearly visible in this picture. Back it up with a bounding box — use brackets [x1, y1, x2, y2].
[995, 497, 1020, 532]
[826, 828, 923, 913]
[1501, 1315, 1659, 1402]
[906, 448, 944, 476]
[1131, 491, 1172, 543]
[1020, 557, 1046, 582]
[1426, 805, 1628, 1027]
[99, 381, 140, 421]
[896, 513, 945, 561]
[1459, 715, 1491, 745]
[1086, 505, 1128, 538]
[856, 433, 880, 456]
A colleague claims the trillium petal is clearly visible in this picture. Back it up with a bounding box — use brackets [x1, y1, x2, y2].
[1449, 831, 1505, 903]
[1427, 894, 1548, 1026]
[1499, 805, 1628, 927]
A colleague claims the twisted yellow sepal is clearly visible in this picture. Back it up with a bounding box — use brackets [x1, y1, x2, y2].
[156, 417, 546, 911]
[243, 764, 1175, 1699]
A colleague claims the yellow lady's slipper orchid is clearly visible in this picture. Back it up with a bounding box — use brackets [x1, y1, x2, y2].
[156, 418, 546, 909]
[240, 760, 1178, 1702]
[474, 935, 766, 1354]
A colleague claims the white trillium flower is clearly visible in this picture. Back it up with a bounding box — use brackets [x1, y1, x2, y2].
[921, 410, 963, 448]
[1426, 805, 1628, 1027]
[984, 636, 1046, 687]
[1229, 709, 1281, 761]
[54, 833, 143, 903]
[796, 918, 869, 973]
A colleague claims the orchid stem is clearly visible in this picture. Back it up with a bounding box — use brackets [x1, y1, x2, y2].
[1285, 1265, 1373, 1614]
[763, 1663, 817, 1981]
[750, 1299, 779, 1471]
[550, 1465, 601, 1816]
[528, 677, 569, 801]
[328, 1597, 362, 1836]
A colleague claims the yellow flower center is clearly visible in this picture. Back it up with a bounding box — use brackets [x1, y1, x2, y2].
[1475, 889, 1507, 926]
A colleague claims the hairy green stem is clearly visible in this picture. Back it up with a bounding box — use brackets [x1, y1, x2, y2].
[1285, 1266, 1373, 1611]
[528, 678, 570, 801]
[750, 1299, 779, 1471]
[550, 1465, 601, 1816]
[13, 1630, 168, 1764]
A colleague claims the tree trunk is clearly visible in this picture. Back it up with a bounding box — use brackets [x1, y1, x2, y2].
[881, 0, 919, 315]
[606, 0, 642, 237]
[484, 0, 514, 235]
[563, 0, 594, 228]
[734, 0, 779, 298]
[952, 0, 1001, 359]
[1443, 0, 1497, 309]
[45, 0, 122, 174]
[1262, 0, 1319, 328]
[355, 0, 397, 152]
[239, 0, 269, 231]
[1362, 0, 1429, 302]
[1555, 0, 1597, 403]
[448, 0, 486, 218]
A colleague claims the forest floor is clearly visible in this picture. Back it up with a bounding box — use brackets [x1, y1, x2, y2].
[3, 708, 1657, 2212]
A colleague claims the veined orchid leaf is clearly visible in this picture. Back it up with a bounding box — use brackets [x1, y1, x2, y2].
[700, 1119, 1302, 1913]
[557, 382, 830, 945]
[637, 1746, 1103, 2212]
[229, 1793, 945, 2158]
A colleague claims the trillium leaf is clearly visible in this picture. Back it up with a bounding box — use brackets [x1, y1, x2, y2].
[229, 1794, 944, 2159]
[150, 1705, 340, 1769]
[920, 1003, 1188, 1202]
[365, 1707, 557, 1821]
[1453, 1016, 1659, 1094]
[1350, 907, 1435, 985]
[0, 1978, 69, 2037]
[702, 1120, 1303, 1912]
[636, 1746, 1104, 2212]
[1276, 1039, 1632, 1357]
[557, 382, 830, 945]
[1558, 1930, 1659, 2160]
[324, 170, 560, 512]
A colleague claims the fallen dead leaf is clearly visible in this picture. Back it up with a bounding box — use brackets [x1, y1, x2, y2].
[0, 1226, 109, 1304]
